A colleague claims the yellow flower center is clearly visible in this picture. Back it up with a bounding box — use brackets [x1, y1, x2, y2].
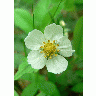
[40, 40, 59, 59]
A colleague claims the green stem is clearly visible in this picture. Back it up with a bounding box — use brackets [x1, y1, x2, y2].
[50, 0, 62, 23]
[63, 26, 64, 36]
[48, 11, 55, 23]
[33, 14, 34, 29]
[32, 3, 34, 29]
[23, 42, 27, 57]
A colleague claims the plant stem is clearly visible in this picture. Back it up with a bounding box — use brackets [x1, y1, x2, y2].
[50, 0, 62, 23]
[23, 41, 27, 57]
[63, 26, 64, 36]
[48, 11, 55, 23]
[32, 2, 34, 29]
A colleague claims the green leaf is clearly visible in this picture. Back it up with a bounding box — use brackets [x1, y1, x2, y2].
[20, 73, 45, 83]
[73, 57, 83, 68]
[14, 53, 26, 68]
[21, 83, 38, 96]
[14, 38, 24, 52]
[14, 8, 33, 34]
[72, 82, 83, 93]
[76, 70, 83, 78]
[14, 90, 19, 96]
[34, 0, 51, 32]
[20, 73, 60, 96]
[63, 0, 75, 11]
[48, 72, 56, 83]
[14, 34, 30, 54]
[56, 64, 82, 86]
[21, 0, 33, 5]
[72, 16, 83, 60]
[75, 0, 83, 4]
[38, 81, 60, 96]
[37, 92, 46, 96]
[48, 0, 64, 19]
[14, 33, 27, 41]
[14, 59, 38, 80]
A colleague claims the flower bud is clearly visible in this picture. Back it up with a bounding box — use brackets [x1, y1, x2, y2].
[59, 20, 66, 27]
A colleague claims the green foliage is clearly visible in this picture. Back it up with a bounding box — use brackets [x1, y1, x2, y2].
[21, 83, 38, 96]
[72, 57, 83, 68]
[63, 13, 77, 33]
[21, 0, 33, 5]
[64, 0, 75, 11]
[34, 0, 66, 32]
[37, 92, 46, 96]
[34, 0, 51, 32]
[14, 37, 24, 52]
[14, 90, 19, 96]
[72, 16, 83, 60]
[14, 33, 30, 55]
[14, 8, 33, 34]
[20, 73, 60, 96]
[72, 82, 83, 93]
[48, 72, 57, 83]
[48, 0, 64, 19]
[20, 73, 46, 84]
[76, 70, 83, 78]
[14, 59, 38, 80]
[55, 63, 82, 87]
[56, 70, 82, 86]
[75, 0, 83, 4]
[38, 81, 60, 96]
[14, 53, 26, 68]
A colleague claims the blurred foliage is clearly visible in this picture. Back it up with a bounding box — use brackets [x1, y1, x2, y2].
[71, 82, 83, 93]
[14, 0, 83, 96]
[14, 90, 19, 96]
[14, 58, 38, 80]
[14, 8, 33, 34]
[14, 53, 26, 68]
[72, 16, 83, 60]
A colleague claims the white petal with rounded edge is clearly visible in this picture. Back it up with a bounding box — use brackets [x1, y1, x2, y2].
[24, 29, 45, 50]
[27, 50, 47, 69]
[57, 36, 75, 57]
[44, 23, 63, 41]
[46, 55, 68, 74]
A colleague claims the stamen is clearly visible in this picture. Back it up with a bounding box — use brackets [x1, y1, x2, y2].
[51, 53, 53, 56]
[40, 51, 43, 53]
[55, 54, 57, 56]
[44, 56, 47, 58]
[40, 40, 59, 59]
[48, 40, 50, 42]
[49, 56, 52, 59]
[53, 50, 56, 52]
[43, 42, 46, 44]
[57, 49, 59, 52]
[47, 54, 49, 56]
[40, 46, 43, 48]
[53, 40, 55, 43]
[57, 44, 59, 46]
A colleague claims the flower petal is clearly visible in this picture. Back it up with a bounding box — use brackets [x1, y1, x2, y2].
[24, 29, 45, 50]
[27, 50, 47, 69]
[46, 55, 68, 74]
[57, 36, 75, 57]
[44, 23, 63, 41]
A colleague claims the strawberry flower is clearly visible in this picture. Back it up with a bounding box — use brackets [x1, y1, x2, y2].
[24, 23, 75, 74]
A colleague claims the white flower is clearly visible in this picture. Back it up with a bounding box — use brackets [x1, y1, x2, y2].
[24, 23, 75, 74]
